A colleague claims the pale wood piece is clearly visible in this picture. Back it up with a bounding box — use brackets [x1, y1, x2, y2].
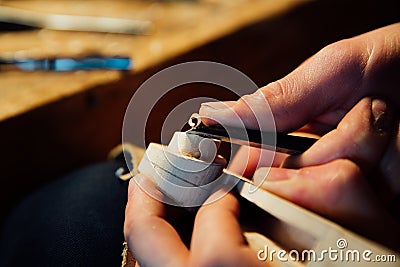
[168, 131, 220, 162]
[138, 134, 226, 207]
[223, 171, 400, 266]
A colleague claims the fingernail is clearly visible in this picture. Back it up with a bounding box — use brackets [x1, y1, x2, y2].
[254, 167, 293, 185]
[201, 101, 236, 111]
[280, 155, 300, 169]
[372, 99, 393, 134]
[253, 167, 270, 185]
[128, 176, 137, 196]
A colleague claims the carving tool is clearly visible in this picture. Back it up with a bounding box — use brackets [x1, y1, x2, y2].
[0, 56, 132, 71]
[186, 114, 318, 155]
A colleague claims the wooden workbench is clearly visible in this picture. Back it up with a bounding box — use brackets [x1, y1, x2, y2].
[0, 0, 310, 218]
[0, 0, 305, 121]
[0, 0, 398, 220]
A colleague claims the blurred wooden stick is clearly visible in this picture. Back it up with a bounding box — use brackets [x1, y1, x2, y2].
[0, 5, 152, 34]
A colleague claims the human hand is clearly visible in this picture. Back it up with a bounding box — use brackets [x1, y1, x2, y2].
[199, 23, 400, 249]
[200, 23, 400, 134]
[124, 24, 400, 267]
[124, 174, 265, 267]
[255, 97, 400, 250]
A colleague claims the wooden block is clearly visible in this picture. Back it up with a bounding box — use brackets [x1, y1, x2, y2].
[138, 132, 227, 206]
[139, 153, 212, 206]
[168, 131, 221, 163]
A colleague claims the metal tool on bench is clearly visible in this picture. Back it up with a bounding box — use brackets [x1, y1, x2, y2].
[0, 55, 132, 71]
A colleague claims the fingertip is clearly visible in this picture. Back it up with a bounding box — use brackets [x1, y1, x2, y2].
[371, 98, 395, 135]
[128, 173, 165, 206]
[254, 167, 293, 185]
[280, 155, 301, 169]
[206, 189, 240, 211]
[128, 177, 136, 199]
[199, 101, 236, 124]
[199, 92, 276, 130]
[286, 97, 396, 170]
[199, 101, 241, 127]
[253, 167, 269, 185]
[128, 174, 146, 198]
[199, 117, 219, 126]
[200, 101, 236, 111]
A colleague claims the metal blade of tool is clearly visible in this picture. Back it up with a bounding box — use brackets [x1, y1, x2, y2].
[187, 124, 317, 155]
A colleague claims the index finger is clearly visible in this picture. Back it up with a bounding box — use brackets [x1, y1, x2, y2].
[190, 190, 264, 266]
[124, 174, 189, 267]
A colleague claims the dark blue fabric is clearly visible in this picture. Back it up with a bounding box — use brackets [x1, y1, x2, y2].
[0, 161, 128, 267]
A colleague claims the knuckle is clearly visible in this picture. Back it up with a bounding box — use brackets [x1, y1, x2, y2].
[263, 80, 293, 124]
[123, 219, 134, 241]
[317, 38, 366, 80]
[333, 159, 362, 184]
[191, 249, 238, 267]
[324, 159, 363, 204]
[195, 204, 212, 222]
[123, 213, 137, 236]
[264, 80, 286, 100]
[318, 39, 353, 61]
[123, 208, 144, 240]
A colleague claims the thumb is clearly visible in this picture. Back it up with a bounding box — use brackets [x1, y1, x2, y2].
[199, 40, 367, 132]
[281, 97, 395, 172]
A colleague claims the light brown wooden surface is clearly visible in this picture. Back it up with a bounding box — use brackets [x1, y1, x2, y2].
[0, 0, 311, 220]
[0, 0, 306, 122]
